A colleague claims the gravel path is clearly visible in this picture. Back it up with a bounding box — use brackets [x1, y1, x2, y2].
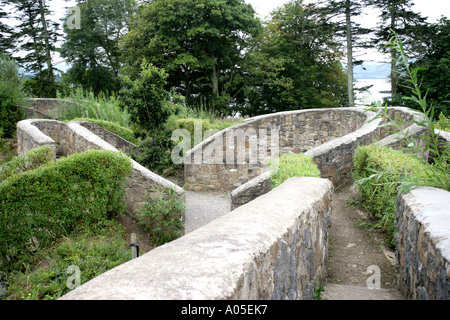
[184, 190, 231, 234]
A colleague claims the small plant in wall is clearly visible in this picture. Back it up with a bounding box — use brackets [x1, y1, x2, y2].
[137, 187, 185, 247]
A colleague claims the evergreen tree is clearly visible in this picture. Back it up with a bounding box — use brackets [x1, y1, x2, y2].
[369, 0, 427, 100]
[10, 0, 59, 97]
[317, 0, 373, 107]
[241, 0, 348, 116]
[0, 1, 14, 53]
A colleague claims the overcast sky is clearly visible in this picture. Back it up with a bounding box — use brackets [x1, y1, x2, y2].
[4, 0, 450, 68]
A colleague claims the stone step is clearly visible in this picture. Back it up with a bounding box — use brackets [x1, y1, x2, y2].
[322, 284, 405, 300]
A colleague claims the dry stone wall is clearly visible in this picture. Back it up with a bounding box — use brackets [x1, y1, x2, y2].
[185, 108, 368, 192]
[396, 187, 450, 300]
[229, 107, 428, 209]
[60, 177, 333, 300]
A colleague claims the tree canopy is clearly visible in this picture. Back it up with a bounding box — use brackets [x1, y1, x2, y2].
[120, 0, 263, 114]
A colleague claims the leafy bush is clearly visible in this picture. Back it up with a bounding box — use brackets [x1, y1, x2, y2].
[0, 55, 27, 138]
[5, 222, 131, 300]
[137, 188, 185, 247]
[69, 118, 138, 144]
[352, 144, 430, 246]
[134, 129, 179, 175]
[270, 153, 321, 188]
[0, 146, 54, 182]
[118, 62, 170, 131]
[435, 112, 450, 132]
[0, 150, 133, 272]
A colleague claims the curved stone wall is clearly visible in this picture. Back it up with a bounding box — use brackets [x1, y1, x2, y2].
[184, 107, 370, 191]
[229, 107, 428, 209]
[60, 177, 333, 300]
[16, 119, 184, 220]
[186, 106, 426, 194]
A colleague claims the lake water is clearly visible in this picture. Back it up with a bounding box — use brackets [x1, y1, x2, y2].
[355, 79, 391, 106]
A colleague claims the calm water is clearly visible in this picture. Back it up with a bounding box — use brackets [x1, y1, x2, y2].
[355, 79, 391, 106]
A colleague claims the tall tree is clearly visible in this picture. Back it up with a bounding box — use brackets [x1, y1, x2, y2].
[0, 1, 14, 53]
[396, 17, 450, 117]
[318, 0, 373, 107]
[10, 0, 59, 97]
[241, 0, 348, 116]
[370, 0, 427, 100]
[60, 0, 137, 95]
[121, 0, 263, 114]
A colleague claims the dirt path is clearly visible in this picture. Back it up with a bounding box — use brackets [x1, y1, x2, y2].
[327, 183, 398, 290]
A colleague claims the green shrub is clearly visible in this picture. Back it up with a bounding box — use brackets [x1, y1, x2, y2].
[270, 153, 321, 188]
[352, 144, 430, 246]
[0, 149, 133, 272]
[137, 188, 185, 247]
[135, 129, 179, 175]
[69, 118, 138, 144]
[0, 55, 27, 138]
[435, 112, 450, 132]
[0, 145, 54, 182]
[5, 222, 130, 300]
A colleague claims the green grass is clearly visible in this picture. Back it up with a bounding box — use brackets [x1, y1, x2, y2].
[4, 221, 131, 300]
[52, 88, 132, 129]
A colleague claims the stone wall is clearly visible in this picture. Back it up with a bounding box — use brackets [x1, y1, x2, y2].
[16, 119, 184, 221]
[229, 107, 427, 209]
[396, 187, 450, 300]
[185, 108, 368, 192]
[24, 98, 60, 119]
[72, 120, 139, 157]
[60, 177, 333, 300]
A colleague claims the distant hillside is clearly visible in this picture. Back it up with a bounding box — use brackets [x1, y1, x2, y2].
[354, 62, 390, 80]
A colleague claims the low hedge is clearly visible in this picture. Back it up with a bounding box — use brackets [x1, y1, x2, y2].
[270, 153, 321, 188]
[0, 145, 54, 182]
[0, 149, 133, 272]
[352, 144, 429, 245]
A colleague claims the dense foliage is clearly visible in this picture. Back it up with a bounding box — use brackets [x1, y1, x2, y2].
[0, 145, 53, 182]
[121, 0, 262, 113]
[0, 149, 132, 273]
[352, 144, 429, 246]
[394, 17, 450, 118]
[0, 55, 26, 138]
[137, 188, 185, 247]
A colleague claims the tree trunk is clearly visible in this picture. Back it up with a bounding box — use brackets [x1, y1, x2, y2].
[390, 4, 398, 100]
[345, 0, 355, 107]
[37, 0, 55, 97]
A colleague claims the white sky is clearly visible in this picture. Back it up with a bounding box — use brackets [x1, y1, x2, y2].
[4, 0, 450, 67]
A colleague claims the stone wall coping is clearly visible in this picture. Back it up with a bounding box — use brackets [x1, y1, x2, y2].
[242, 106, 367, 123]
[436, 129, 450, 142]
[17, 119, 57, 146]
[67, 122, 118, 152]
[60, 177, 333, 300]
[184, 107, 369, 159]
[230, 170, 271, 198]
[401, 187, 450, 260]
